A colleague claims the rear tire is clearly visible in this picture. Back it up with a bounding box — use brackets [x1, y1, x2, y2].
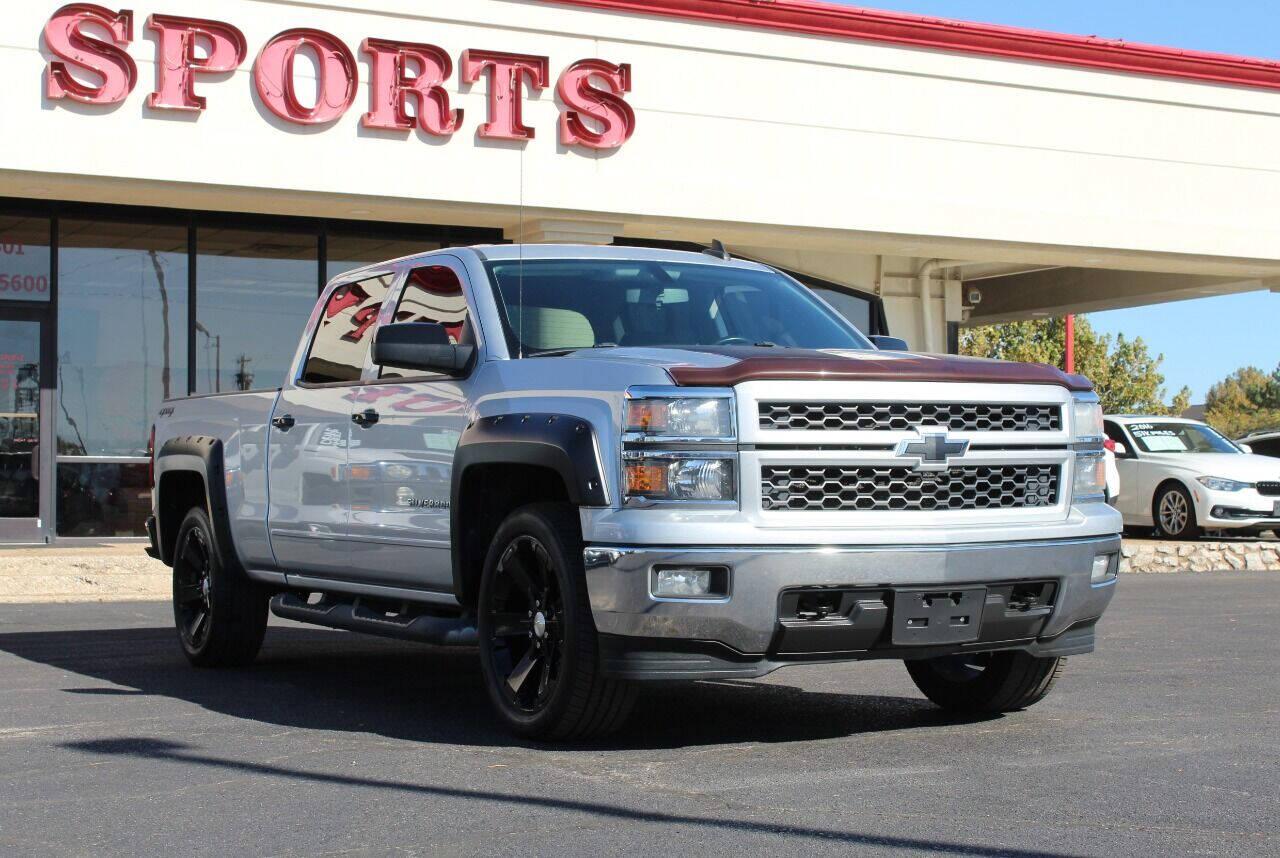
[905, 651, 1063, 714]
[1153, 484, 1202, 540]
[477, 503, 636, 740]
[172, 506, 268, 667]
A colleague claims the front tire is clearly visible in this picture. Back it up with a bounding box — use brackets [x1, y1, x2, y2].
[1154, 484, 1202, 540]
[477, 503, 635, 740]
[172, 506, 268, 667]
[906, 651, 1063, 714]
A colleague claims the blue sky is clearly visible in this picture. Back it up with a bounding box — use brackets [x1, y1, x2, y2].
[835, 0, 1280, 401]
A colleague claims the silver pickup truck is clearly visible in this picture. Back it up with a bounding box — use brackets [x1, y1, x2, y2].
[148, 244, 1121, 739]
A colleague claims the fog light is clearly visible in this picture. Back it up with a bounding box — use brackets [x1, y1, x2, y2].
[1091, 554, 1116, 583]
[653, 567, 726, 599]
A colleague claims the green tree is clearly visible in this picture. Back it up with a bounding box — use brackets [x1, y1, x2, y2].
[1203, 364, 1280, 438]
[960, 316, 1175, 414]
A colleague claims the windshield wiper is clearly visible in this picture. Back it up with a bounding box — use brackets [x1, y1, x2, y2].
[527, 343, 618, 358]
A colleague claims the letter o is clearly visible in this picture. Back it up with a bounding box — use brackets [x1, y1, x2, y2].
[253, 28, 356, 125]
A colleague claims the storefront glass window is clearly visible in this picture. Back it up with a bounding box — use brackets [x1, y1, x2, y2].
[56, 461, 151, 537]
[196, 228, 317, 393]
[325, 233, 439, 284]
[0, 215, 52, 303]
[57, 220, 189, 456]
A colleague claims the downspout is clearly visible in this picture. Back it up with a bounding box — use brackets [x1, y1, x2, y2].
[916, 259, 967, 352]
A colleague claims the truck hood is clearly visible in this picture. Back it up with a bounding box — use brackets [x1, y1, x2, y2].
[552, 345, 1093, 391]
[1138, 452, 1280, 482]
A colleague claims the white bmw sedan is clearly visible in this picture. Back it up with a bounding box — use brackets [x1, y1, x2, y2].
[1103, 415, 1280, 539]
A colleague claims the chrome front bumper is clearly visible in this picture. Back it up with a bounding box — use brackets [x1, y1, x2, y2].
[583, 535, 1120, 677]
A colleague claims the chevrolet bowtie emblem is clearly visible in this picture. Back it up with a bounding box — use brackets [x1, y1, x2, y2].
[895, 431, 970, 471]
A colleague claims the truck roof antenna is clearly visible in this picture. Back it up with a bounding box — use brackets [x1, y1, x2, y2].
[703, 239, 731, 261]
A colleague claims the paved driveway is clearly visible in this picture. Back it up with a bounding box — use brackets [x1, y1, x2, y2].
[1, 572, 1277, 857]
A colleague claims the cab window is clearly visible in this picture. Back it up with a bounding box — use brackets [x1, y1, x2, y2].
[379, 265, 472, 379]
[301, 273, 395, 384]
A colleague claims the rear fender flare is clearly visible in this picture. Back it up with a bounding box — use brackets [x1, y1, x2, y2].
[155, 435, 241, 574]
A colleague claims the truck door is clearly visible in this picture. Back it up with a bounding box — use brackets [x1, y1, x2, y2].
[344, 262, 474, 595]
[267, 272, 397, 577]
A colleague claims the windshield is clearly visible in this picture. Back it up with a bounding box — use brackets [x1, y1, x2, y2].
[485, 259, 872, 355]
[1127, 422, 1241, 454]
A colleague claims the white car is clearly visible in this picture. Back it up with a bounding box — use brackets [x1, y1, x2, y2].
[1104, 415, 1280, 539]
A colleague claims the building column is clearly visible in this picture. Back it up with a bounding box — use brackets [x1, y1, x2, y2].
[506, 218, 623, 245]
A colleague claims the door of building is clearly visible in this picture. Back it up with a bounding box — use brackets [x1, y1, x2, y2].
[0, 307, 50, 543]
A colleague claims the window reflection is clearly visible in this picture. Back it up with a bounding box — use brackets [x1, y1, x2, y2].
[325, 233, 438, 284]
[0, 215, 51, 303]
[56, 462, 150, 536]
[196, 228, 317, 393]
[57, 220, 188, 456]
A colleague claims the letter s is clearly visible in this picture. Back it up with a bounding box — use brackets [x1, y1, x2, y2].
[557, 59, 635, 150]
[44, 3, 137, 105]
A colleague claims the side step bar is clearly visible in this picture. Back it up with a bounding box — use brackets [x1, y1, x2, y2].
[270, 592, 477, 646]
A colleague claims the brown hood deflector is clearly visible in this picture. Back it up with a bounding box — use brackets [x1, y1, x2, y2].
[666, 348, 1093, 392]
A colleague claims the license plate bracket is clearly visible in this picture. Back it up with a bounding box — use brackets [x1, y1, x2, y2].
[891, 587, 986, 646]
[1273, 500, 1280, 517]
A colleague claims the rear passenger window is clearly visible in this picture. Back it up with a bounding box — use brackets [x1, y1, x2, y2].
[302, 273, 394, 383]
[380, 265, 471, 379]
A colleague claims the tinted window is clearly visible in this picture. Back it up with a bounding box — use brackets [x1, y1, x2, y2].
[0, 215, 51, 303]
[325, 233, 440, 283]
[809, 286, 872, 334]
[1249, 437, 1280, 458]
[379, 265, 471, 379]
[58, 219, 189, 456]
[486, 259, 870, 354]
[195, 228, 317, 393]
[303, 274, 395, 383]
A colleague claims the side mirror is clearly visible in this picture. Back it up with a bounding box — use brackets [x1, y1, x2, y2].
[869, 335, 910, 351]
[1112, 442, 1128, 457]
[372, 322, 474, 375]
[1239, 443, 1253, 454]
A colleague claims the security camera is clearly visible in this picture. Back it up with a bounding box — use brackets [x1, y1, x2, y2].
[966, 287, 983, 306]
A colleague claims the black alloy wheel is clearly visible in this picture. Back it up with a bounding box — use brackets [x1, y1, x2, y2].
[487, 535, 565, 714]
[174, 522, 214, 651]
[170, 506, 268, 667]
[477, 503, 636, 739]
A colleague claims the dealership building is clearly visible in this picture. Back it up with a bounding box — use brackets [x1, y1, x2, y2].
[2, 0, 1280, 543]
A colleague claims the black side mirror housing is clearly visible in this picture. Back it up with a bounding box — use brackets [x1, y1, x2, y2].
[373, 322, 474, 375]
[869, 335, 910, 351]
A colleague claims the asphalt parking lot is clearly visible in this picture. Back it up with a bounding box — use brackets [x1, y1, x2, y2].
[1, 572, 1277, 857]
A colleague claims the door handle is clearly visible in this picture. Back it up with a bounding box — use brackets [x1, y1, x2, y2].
[271, 413, 296, 431]
[352, 408, 380, 428]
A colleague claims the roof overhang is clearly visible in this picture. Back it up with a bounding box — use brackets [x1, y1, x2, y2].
[536, 0, 1280, 91]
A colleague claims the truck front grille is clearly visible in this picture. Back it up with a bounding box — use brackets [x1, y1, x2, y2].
[758, 402, 1061, 432]
[760, 464, 1060, 512]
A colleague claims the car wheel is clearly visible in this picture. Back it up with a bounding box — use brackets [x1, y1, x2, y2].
[477, 503, 636, 740]
[1153, 484, 1202, 540]
[905, 651, 1063, 714]
[172, 506, 268, 667]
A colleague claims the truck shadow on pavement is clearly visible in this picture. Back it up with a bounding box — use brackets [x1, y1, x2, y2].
[0, 623, 1001, 750]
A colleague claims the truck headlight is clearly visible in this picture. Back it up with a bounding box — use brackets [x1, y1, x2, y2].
[624, 388, 735, 441]
[1072, 452, 1107, 504]
[624, 453, 736, 504]
[1197, 475, 1250, 492]
[1071, 393, 1103, 443]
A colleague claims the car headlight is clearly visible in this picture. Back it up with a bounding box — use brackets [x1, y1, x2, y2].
[1071, 393, 1103, 443]
[624, 388, 735, 441]
[1196, 475, 1250, 492]
[623, 453, 736, 505]
[1072, 452, 1107, 504]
